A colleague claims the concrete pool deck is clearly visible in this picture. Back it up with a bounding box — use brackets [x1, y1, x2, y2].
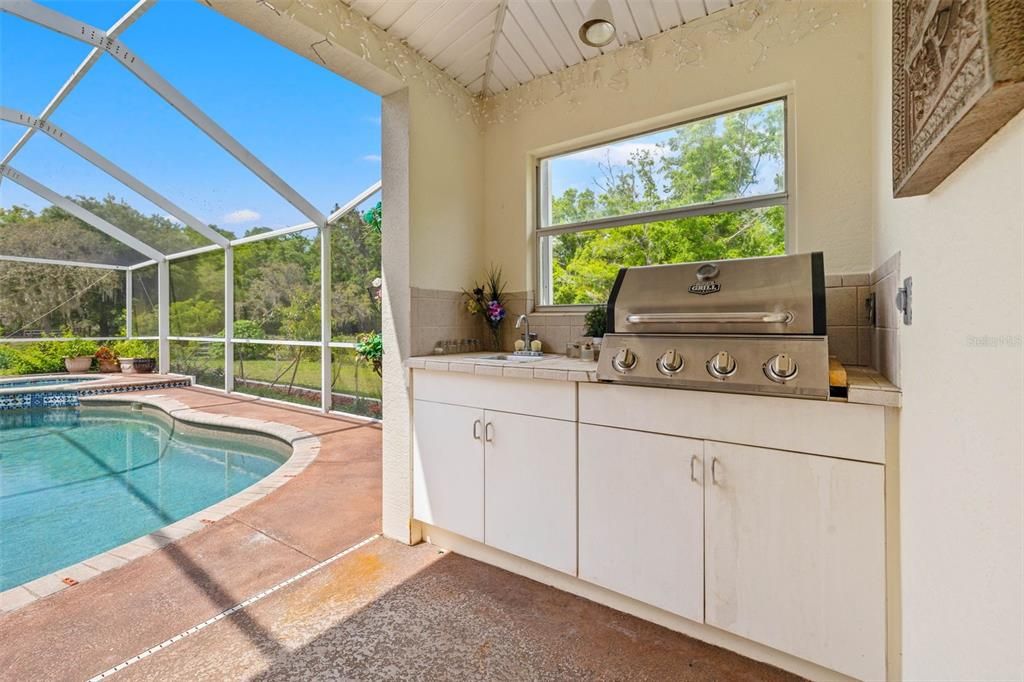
[0, 387, 794, 681]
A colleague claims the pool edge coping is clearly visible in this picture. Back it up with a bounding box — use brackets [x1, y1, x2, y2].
[0, 393, 321, 614]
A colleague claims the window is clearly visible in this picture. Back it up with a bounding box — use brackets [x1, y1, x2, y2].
[537, 98, 787, 306]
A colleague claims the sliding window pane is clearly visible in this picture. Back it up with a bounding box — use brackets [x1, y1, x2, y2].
[544, 205, 785, 306]
[541, 99, 785, 228]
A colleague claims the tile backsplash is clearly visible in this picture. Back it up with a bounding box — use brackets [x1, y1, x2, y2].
[824, 273, 874, 368]
[870, 253, 901, 387]
[411, 259, 901, 388]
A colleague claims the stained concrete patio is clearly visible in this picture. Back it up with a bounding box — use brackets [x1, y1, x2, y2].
[0, 387, 796, 681]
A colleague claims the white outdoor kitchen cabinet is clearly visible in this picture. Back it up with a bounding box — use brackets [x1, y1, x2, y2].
[412, 371, 577, 574]
[412, 370, 888, 681]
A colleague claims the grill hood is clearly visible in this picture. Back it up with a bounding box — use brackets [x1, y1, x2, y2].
[607, 252, 826, 337]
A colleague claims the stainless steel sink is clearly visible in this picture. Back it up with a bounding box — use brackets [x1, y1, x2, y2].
[477, 354, 547, 363]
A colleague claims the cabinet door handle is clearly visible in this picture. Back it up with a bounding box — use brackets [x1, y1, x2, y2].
[711, 457, 721, 485]
[472, 419, 482, 440]
[690, 455, 700, 483]
[484, 422, 494, 443]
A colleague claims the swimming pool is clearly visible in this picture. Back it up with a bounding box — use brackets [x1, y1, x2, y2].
[0, 405, 289, 591]
[0, 376, 99, 389]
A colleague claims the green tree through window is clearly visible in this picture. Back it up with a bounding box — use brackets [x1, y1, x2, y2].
[541, 99, 786, 305]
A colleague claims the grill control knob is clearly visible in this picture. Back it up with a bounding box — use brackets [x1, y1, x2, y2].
[764, 353, 799, 383]
[707, 351, 737, 379]
[612, 348, 638, 373]
[657, 349, 684, 375]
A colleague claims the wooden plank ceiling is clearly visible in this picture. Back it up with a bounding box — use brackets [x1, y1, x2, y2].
[345, 1, 742, 95]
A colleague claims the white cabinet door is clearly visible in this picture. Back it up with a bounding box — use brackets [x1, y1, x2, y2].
[578, 425, 704, 621]
[412, 400, 484, 542]
[484, 411, 577, 574]
[705, 441, 886, 681]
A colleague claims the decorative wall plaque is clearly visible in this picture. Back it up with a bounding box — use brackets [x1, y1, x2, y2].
[892, 0, 1024, 197]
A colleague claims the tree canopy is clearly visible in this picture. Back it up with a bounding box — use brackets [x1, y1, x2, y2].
[0, 198, 381, 341]
[548, 101, 786, 304]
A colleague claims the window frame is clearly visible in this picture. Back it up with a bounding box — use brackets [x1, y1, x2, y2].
[535, 96, 791, 311]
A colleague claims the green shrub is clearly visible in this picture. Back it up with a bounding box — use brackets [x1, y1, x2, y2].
[0, 342, 67, 374]
[59, 338, 99, 358]
[111, 338, 158, 358]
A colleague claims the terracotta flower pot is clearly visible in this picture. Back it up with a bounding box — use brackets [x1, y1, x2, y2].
[64, 356, 93, 373]
[98, 359, 121, 373]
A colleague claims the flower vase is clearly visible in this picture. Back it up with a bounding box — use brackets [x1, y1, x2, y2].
[489, 327, 502, 352]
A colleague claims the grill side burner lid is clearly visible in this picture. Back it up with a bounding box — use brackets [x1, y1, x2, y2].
[607, 252, 825, 337]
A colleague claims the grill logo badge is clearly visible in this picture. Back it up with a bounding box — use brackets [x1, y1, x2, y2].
[688, 280, 721, 295]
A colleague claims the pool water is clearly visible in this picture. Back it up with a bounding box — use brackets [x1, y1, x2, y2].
[0, 406, 288, 591]
[0, 376, 97, 389]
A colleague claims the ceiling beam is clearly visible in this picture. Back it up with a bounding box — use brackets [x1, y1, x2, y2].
[1, 106, 229, 247]
[481, 0, 509, 97]
[0, 0, 327, 226]
[0, 165, 166, 262]
[0, 0, 155, 167]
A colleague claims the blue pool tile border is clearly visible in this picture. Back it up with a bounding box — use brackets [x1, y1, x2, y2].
[0, 380, 193, 410]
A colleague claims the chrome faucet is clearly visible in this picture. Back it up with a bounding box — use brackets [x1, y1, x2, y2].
[515, 314, 530, 352]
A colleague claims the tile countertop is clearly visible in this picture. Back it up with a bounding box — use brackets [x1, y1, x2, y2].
[406, 353, 901, 408]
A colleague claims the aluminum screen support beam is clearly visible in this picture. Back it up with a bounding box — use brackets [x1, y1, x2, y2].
[0, 0, 327, 226]
[125, 269, 133, 339]
[224, 246, 234, 393]
[0, 0, 154, 166]
[0, 166, 166, 263]
[0, 254, 128, 270]
[158, 259, 170, 373]
[320, 223, 332, 413]
[0, 107, 229, 247]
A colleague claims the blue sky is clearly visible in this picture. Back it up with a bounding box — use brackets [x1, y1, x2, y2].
[0, 0, 381, 237]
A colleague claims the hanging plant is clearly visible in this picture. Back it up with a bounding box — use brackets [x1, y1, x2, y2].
[356, 331, 383, 377]
[362, 201, 382, 234]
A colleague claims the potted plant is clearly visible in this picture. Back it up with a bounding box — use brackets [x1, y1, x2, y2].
[61, 337, 98, 373]
[95, 346, 120, 373]
[111, 339, 157, 374]
[584, 305, 607, 345]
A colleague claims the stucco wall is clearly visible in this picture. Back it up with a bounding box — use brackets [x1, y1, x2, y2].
[481, 2, 875, 293]
[871, 4, 1024, 680]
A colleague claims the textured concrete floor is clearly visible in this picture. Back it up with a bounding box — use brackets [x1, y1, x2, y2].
[2, 387, 798, 681]
[117, 538, 797, 681]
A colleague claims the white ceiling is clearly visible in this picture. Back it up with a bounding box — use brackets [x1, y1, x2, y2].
[344, 1, 742, 96]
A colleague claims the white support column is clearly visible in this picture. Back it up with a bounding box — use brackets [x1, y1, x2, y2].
[125, 269, 133, 339]
[224, 246, 234, 393]
[158, 259, 170, 374]
[320, 223, 332, 413]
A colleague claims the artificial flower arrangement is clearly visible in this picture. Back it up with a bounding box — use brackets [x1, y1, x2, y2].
[463, 265, 508, 351]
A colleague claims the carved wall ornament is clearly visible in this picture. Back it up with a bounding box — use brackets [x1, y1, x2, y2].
[893, 0, 1024, 197]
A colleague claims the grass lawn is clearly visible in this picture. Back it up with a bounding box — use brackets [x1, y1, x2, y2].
[235, 354, 381, 398]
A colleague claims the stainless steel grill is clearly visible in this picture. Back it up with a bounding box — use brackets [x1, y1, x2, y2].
[597, 252, 829, 399]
